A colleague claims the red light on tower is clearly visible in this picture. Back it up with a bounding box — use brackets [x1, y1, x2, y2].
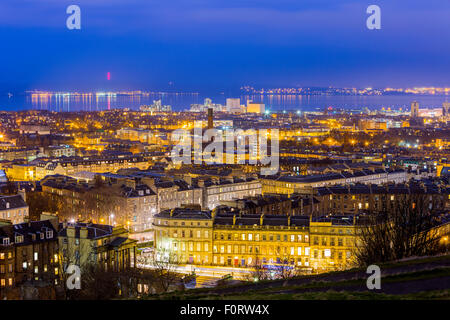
[107, 72, 111, 81]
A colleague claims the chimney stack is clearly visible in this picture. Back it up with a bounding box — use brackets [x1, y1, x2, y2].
[207, 108, 213, 130]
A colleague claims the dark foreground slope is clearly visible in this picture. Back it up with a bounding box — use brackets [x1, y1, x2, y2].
[146, 255, 450, 300]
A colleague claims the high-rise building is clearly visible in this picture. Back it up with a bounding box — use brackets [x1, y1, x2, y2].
[443, 102, 450, 118]
[411, 101, 419, 118]
[226, 98, 242, 113]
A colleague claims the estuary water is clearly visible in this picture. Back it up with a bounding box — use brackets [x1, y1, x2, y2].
[0, 91, 448, 113]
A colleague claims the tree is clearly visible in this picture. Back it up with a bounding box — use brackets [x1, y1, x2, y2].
[66, 264, 121, 300]
[274, 251, 300, 280]
[2, 179, 18, 195]
[354, 193, 445, 267]
[26, 191, 63, 220]
[151, 249, 183, 293]
[247, 253, 272, 282]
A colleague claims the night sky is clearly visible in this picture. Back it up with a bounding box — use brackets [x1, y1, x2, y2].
[0, 0, 449, 92]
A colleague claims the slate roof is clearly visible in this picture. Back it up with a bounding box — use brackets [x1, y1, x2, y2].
[0, 220, 57, 245]
[0, 194, 28, 211]
[58, 222, 114, 239]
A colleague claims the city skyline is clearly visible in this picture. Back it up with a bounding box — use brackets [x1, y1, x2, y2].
[0, 0, 449, 304]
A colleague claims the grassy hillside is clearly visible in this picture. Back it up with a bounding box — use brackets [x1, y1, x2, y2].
[145, 254, 450, 300]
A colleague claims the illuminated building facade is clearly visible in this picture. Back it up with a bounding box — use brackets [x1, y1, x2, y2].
[0, 194, 29, 225]
[58, 221, 137, 271]
[260, 169, 407, 195]
[5, 154, 151, 181]
[246, 101, 265, 114]
[0, 218, 60, 299]
[411, 101, 420, 118]
[153, 208, 358, 273]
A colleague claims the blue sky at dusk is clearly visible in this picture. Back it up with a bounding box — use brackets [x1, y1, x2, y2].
[0, 0, 449, 93]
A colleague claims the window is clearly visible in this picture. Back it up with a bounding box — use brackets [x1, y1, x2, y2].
[34, 252, 38, 261]
[2, 238, 10, 245]
[46, 230, 53, 239]
[241, 234, 246, 241]
[305, 247, 310, 256]
[297, 247, 302, 255]
[313, 250, 319, 258]
[15, 235, 24, 243]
